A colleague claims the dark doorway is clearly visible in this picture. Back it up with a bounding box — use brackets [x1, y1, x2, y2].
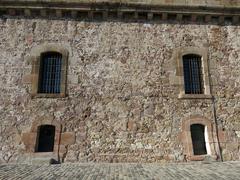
[36, 125, 55, 152]
[190, 124, 207, 155]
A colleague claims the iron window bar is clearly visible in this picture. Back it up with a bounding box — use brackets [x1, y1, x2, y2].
[183, 54, 204, 94]
[38, 52, 62, 94]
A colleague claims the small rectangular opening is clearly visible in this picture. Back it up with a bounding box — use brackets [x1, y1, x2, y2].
[168, 14, 176, 21]
[225, 16, 233, 24]
[0, 9, 7, 16]
[31, 9, 40, 17]
[123, 12, 134, 21]
[15, 9, 24, 16]
[63, 10, 72, 19]
[183, 15, 191, 22]
[212, 16, 219, 23]
[94, 12, 103, 20]
[153, 13, 162, 21]
[78, 11, 88, 19]
[49, 10, 56, 18]
[138, 12, 148, 21]
[108, 11, 118, 19]
[197, 16, 204, 23]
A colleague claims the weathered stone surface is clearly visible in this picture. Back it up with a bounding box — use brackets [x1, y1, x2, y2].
[22, 74, 32, 84]
[0, 14, 239, 164]
[1, 0, 240, 7]
[61, 132, 76, 145]
[22, 133, 37, 146]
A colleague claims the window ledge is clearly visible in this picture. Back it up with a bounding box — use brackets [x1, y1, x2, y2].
[31, 93, 66, 98]
[178, 94, 212, 99]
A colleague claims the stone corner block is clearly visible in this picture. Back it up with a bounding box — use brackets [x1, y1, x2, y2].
[61, 132, 76, 145]
[68, 75, 79, 84]
[22, 74, 32, 84]
[21, 132, 37, 145]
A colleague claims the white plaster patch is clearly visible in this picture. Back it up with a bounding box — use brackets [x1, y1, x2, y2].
[235, 131, 240, 138]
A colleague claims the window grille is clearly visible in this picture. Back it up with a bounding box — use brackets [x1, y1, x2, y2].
[183, 54, 203, 94]
[38, 52, 62, 94]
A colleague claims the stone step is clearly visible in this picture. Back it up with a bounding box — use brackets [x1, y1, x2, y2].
[31, 157, 60, 165]
[17, 153, 60, 165]
[202, 155, 218, 163]
[31, 157, 53, 165]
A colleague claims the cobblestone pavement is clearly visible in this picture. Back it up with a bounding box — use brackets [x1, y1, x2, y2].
[0, 161, 240, 180]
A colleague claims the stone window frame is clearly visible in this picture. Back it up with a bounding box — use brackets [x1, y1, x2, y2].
[30, 44, 68, 98]
[21, 116, 75, 162]
[175, 47, 212, 99]
[181, 115, 217, 161]
[23, 119, 62, 154]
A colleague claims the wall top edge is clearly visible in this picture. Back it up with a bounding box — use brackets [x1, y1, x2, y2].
[1, 0, 240, 9]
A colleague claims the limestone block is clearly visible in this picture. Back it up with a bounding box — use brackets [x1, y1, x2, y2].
[22, 74, 32, 84]
[222, 149, 233, 161]
[61, 132, 76, 145]
[68, 75, 79, 84]
[127, 120, 138, 131]
[218, 130, 226, 143]
[169, 75, 181, 85]
[21, 133, 37, 146]
[226, 142, 239, 152]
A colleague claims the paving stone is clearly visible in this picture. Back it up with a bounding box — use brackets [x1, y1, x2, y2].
[0, 162, 240, 180]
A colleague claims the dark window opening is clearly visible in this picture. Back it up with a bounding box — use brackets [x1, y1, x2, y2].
[138, 12, 148, 21]
[183, 54, 204, 94]
[190, 124, 207, 155]
[183, 15, 191, 22]
[78, 11, 88, 19]
[93, 12, 103, 20]
[108, 11, 118, 19]
[123, 12, 134, 20]
[36, 125, 55, 152]
[38, 52, 62, 94]
[168, 14, 176, 21]
[153, 13, 162, 21]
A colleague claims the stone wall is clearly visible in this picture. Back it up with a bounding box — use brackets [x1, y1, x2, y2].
[0, 16, 239, 163]
[2, 0, 240, 8]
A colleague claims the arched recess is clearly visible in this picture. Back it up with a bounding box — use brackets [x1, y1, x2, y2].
[22, 117, 62, 154]
[181, 115, 217, 161]
[190, 124, 207, 155]
[172, 46, 212, 99]
[21, 116, 75, 163]
[30, 43, 69, 98]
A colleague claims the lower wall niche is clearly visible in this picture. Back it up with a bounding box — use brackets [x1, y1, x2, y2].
[21, 117, 75, 164]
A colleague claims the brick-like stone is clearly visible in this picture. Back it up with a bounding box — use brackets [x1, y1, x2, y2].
[22, 74, 32, 84]
[61, 132, 76, 145]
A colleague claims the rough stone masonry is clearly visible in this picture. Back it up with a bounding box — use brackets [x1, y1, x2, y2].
[0, 0, 239, 164]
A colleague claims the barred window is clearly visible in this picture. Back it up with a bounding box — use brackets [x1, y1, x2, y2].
[183, 54, 204, 94]
[38, 52, 62, 94]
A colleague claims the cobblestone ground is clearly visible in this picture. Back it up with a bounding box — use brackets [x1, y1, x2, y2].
[0, 161, 240, 180]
